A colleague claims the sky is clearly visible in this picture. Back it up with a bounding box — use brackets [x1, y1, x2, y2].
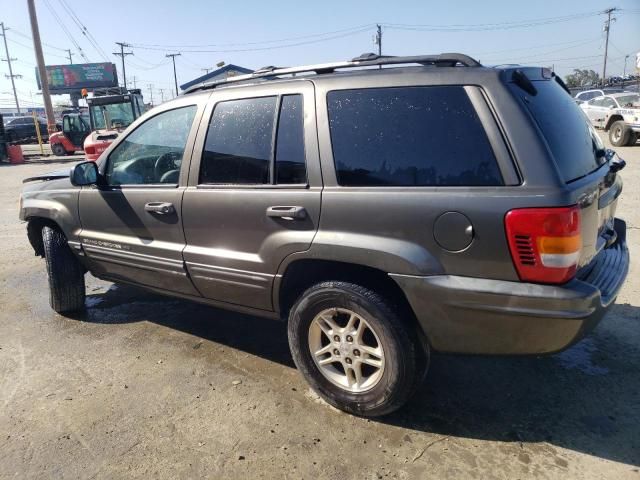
[1, 0, 639, 110]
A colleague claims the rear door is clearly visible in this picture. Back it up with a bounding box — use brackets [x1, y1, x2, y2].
[78, 96, 207, 295]
[182, 82, 321, 311]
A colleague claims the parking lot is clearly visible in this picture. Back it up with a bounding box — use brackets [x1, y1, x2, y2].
[0, 136, 638, 479]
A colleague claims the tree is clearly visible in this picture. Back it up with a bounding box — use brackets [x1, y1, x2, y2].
[564, 69, 601, 88]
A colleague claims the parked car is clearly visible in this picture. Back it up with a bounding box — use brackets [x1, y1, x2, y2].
[574, 88, 625, 104]
[3, 115, 49, 143]
[20, 54, 630, 417]
[580, 93, 640, 146]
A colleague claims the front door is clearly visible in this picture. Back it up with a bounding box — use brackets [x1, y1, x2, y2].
[182, 82, 321, 311]
[78, 100, 205, 296]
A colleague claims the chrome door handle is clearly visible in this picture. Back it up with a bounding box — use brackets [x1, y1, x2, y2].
[144, 202, 175, 215]
[266, 206, 307, 220]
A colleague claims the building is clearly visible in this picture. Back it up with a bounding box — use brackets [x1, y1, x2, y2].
[180, 64, 253, 91]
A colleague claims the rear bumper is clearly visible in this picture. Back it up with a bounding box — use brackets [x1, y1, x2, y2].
[391, 218, 629, 355]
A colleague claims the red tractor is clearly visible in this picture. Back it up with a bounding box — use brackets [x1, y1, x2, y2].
[83, 88, 145, 161]
[48, 112, 91, 156]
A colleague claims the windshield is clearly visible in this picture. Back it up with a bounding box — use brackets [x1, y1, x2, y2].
[615, 94, 640, 107]
[508, 78, 604, 183]
[90, 101, 135, 130]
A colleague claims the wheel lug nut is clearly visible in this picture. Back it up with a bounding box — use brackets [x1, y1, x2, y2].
[333, 349, 340, 356]
[333, 335, 340, 342]
[353, 349, 360, 356]
[346, 335, 353, 342]
[345, 358, 352, 364]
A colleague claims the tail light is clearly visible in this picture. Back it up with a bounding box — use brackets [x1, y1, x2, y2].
[84, 145, 96, 155]
[505, 206, 581, 284]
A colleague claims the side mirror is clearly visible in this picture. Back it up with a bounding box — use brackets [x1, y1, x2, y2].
[70, 161, 98, 186]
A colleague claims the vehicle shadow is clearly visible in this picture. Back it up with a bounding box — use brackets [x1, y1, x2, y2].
[80, 283, 640, 467]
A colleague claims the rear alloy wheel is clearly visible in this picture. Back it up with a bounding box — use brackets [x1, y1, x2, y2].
[609, 121, 631, 147]
[51, 142, 67, 156]
[288, 281, 428, 417]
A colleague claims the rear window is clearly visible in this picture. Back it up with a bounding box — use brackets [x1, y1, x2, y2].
[327, 86, 503, 187]
[509, 79, 602, 183]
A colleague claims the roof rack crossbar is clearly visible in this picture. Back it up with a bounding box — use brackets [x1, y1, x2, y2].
[183, 52, 481, 94]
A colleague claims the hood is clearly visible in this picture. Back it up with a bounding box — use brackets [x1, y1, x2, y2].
[22, 166, 72, 184]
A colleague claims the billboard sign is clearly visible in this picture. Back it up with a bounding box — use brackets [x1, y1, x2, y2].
[36, 63, 118, 93]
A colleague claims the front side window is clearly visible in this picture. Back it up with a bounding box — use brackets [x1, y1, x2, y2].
[106, 105, 197, 185]
[327, 86, 503, 187]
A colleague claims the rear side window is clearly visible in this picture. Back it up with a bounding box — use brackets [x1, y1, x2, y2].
[509, 79, 601, 183]
[200, 97, 277, 184]
[200, 95, 306, 185]
[327, 86, 503, 187]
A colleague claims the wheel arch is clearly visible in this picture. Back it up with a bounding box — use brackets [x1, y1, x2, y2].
[275, 258, 430, 351]
[26, 216, 63, 257]
[604, 115, 624, 131]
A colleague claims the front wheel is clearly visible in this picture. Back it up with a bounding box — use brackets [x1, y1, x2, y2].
[609, 121, 631, 147]
[627, 131, 638, 146]
[50, 142, 67, 156]
[42, 226, 86, 313]
[288, 281, 428, 417]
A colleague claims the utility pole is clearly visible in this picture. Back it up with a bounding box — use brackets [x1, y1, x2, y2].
[375, 24, 382, 57]
[159, 88, 165, 103]
[27, 0, 56, 132]
[147, 83, 154, 106]
[0, 22, 21, 113]
[201, 67, 212, 74]
[113, 42, 133, 90]
[166, 53, 181, 97]
[131, 75, 137, 89]
[623, 54, 630, 78]
[66, 48, 73, 64]
[601, 8, 617, 86]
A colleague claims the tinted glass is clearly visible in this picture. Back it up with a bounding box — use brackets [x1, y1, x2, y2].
[200, 97, 276, 184]
[509, 79, 602, 183]
[327, 87, 502, 187]
[106, 105, 197, 185]
[276, 95, 306, 184]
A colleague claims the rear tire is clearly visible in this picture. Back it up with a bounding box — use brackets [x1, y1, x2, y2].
[51, 142, 67, 156]
[42, 226, 85, 313]
[609, 121, 631, 147]
[288, 281, 428, 417]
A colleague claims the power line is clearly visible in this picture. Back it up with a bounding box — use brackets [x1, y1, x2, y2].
[56, 0, 110, 62]
[128, 26, 373, 53]
[9, 27, 68, 51]
[129, 23, 375, 49]
[41, 0, 89, 62]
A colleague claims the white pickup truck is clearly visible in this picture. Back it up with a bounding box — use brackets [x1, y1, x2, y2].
[580, 92, 640, 146]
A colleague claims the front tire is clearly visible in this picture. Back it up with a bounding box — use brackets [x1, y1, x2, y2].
[42, 226, 85, 313]
[627, 131, 638, 146]
[50, 142, 67, 156]
[288, 281, 427, 417]
[609, 121, 631, 147]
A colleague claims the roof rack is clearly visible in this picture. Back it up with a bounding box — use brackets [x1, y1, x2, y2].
[183, 52, 481, 94]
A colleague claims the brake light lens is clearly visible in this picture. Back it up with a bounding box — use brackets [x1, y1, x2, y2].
[505, 206, 581, 284]
[84, 145, 96, 155]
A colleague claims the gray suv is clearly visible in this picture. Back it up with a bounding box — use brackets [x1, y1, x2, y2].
[19, 54, 630, 416]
